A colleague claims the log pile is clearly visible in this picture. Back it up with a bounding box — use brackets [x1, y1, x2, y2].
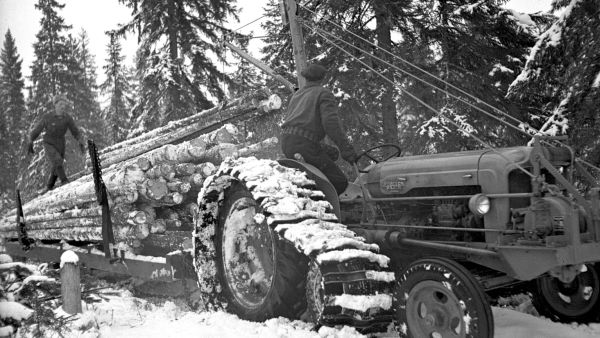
[0, 90, 283, 255]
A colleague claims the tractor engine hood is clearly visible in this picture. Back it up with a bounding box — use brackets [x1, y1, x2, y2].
[361, 147, 534, 198]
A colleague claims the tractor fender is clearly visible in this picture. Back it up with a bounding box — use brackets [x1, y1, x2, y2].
[277, 159, 341, 220]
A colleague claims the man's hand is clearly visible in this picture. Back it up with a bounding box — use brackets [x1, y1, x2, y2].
[27, 142, 34, 155]
[341, 148, 358, 164]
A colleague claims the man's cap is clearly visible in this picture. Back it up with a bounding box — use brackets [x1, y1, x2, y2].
[301, 64, 327, 81]
[53, 93, 71, 105]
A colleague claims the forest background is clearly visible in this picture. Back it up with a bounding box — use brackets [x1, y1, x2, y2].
[0, 0, 598, 205]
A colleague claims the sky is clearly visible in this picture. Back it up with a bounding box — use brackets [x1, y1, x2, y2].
[0, 0, 552, 87]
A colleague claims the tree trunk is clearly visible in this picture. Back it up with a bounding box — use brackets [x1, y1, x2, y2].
[373, 0, 399, 146]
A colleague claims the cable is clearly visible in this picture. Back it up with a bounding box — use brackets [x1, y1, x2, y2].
[298, 3, 525, 127]
[306, 23, 535, 178]
[300, 5, 600, 175]
[232, 14, 266, 32]
[307, 19, 527, 138]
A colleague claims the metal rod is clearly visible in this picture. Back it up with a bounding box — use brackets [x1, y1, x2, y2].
[367, 192, 533, 202]
[366, 222, 524, 233]
[398, 237, 500, 258]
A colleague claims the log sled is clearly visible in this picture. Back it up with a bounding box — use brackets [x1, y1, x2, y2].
[0, 90, 283, 260]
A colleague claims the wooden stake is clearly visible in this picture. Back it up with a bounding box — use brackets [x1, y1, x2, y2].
[60, 251, 82, 314]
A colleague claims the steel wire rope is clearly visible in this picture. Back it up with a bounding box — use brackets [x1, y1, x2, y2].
[298, 3, 525, 127]
[304, 23, 535, 178]
[233, 14, 267, 32]
[300, 7, 600, 176]
[297, 14, 528, 139]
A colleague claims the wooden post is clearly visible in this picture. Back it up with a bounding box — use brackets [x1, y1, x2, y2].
[60, 250, 82, 314]
[284, 0, 308, 89]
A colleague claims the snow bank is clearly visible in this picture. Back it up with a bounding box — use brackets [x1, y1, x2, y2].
[39, 285, 600, 338]
[494, 307, 600, 338]
[0, 301, 33, 321]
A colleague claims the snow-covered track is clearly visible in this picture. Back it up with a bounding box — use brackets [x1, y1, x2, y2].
[194, 157, 394, 331]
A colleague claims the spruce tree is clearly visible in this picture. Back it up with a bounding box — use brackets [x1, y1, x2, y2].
[116, 0, 238, 135]
[508, 0, 600, 164]
[228, 36, 263, 97]
[0, 29, 26, 194]
[101, 33, 132, 144]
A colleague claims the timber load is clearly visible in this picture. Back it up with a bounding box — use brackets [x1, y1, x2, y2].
[0, 90, 282, 255]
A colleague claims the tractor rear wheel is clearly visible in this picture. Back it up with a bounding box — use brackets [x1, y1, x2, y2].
[214, 181, 308, 321]
[395, 257, 494, 338]
[531, 263, 600, 323]
[194, 157, 395, 331]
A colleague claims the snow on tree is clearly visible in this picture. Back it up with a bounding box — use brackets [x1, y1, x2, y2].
[0, 30, 26, 195]
[115, 0, 239, 136]
[101, 33, 133, 144]
[507, 0, 600, 164]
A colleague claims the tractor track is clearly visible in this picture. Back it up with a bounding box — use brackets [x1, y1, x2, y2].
[194, 157, 395, 332]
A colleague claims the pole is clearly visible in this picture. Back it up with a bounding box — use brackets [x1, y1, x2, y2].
[284, 0, 308, 89]
[222, 41, 295, 93]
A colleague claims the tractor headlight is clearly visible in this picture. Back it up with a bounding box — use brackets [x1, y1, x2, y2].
[469, 194, 490, 216]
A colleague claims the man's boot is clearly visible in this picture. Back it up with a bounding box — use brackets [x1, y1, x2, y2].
[39, 174, 57, 195]
[57, 165, 68, 187]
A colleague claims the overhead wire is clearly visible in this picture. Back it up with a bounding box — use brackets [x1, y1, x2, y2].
[297, 3, 525, 127]
[299, 4, 600, 176]
[304, 23, 535, 178]
[232, 14, 267, 32]
[301, 17, 528, 138]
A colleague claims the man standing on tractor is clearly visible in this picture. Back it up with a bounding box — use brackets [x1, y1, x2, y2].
[27, 93, 86, 191]
[281, 63, 358, 194]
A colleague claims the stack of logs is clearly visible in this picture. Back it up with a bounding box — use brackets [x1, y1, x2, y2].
[0, 91, 282, 255]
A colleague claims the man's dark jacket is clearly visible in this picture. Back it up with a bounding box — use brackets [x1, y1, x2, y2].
[30, 113, 82, 155]
[281, 81, 353, 156]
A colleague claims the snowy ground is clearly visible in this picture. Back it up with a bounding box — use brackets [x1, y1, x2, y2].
[34, 288, 600, 338]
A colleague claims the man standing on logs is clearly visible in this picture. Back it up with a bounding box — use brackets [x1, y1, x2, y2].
[28, 93, 86, 191]
[281, 63, 358, 194]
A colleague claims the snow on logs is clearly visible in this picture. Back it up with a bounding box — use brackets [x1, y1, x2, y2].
[0, 120, 281, 253]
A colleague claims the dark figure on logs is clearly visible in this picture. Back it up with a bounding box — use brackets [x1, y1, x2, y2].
[28, 93, 86, 191]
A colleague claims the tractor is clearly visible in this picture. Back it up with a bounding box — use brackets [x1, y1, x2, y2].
[196, 134, 600, 338]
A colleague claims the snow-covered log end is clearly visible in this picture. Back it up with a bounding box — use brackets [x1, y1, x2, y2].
[193, 156, 395, 322]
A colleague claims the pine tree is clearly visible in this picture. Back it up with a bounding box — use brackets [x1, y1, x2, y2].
[0, 29, 26, 194]
[508, 0, 600, 164]
[101, 33, 132, 144]
[116, 0, 238, 135]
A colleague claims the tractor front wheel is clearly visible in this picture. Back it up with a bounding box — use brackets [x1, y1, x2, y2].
[531, 263, 600, 323]
[395, 257, 494, 338]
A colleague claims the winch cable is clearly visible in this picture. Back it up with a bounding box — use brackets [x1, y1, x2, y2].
[305, 23, 535, 178]
[298, 4, 525, 127]
[299, 6, 600, 175]
[303, 20, 527, 139]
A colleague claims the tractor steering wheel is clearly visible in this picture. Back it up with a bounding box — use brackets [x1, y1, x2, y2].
[355, 144, 401, 172]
